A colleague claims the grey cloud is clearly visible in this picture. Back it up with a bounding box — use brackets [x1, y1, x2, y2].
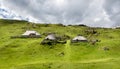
[104, 0, 120, 27]
[1, 0, 120, 27]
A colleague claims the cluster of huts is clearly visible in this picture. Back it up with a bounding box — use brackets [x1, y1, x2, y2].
[13, 30, 88, 45]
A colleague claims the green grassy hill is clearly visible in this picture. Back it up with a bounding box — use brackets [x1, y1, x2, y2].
[0, 19, 120, 69]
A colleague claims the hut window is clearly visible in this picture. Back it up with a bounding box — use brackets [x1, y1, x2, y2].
[29, 33, 36, 36]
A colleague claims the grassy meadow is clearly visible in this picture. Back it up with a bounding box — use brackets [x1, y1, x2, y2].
[0, 19, 120, 69]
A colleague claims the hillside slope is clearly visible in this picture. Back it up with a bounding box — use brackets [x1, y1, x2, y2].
[0, 19, 120, 69]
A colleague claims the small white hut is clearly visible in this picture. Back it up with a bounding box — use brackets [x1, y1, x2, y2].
[45, 34, 56, 40]
[22, 30, 41, 37]
[72, 36, 87, 42]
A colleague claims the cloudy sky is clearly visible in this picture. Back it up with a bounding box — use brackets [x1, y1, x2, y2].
[0, 0, 120, 27]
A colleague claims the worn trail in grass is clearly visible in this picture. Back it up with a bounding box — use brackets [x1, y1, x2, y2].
[64, 40, 71, 61]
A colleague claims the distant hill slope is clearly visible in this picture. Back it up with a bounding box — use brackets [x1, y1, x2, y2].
[0, 19, 120, 69]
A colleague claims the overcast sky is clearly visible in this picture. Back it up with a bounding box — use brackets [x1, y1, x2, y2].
[0, 0, 120, 27]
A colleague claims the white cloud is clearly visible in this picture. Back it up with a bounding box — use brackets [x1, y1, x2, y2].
[0, 0, 120, 27]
